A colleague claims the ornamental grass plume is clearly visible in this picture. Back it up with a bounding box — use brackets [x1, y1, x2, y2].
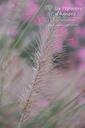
[17, 16, 65, 128]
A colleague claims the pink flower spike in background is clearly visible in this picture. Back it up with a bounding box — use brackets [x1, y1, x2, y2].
[7, 27, 17, 37]
[75, 11, 84, 24]
[62, 0, 73, 7]
[61, 0, 73, 12]
[74, 0, 85, 7]
[0, 5, 5, 14]
[79, 62, 85, 71]
[7, 1, 16, 10]
[68, 37, 79, 48]
[22, 1, 39, 21]
[77, 48, 85, 61]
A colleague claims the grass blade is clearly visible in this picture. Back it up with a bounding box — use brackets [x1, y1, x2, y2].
[14, 0, 47, 48]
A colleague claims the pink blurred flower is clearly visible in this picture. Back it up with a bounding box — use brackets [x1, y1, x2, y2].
[7, 1, 16, 10]
[77, 48, 85, 61]
[34, 15, 45, 25]
[76, 48, 85, 71]
[68, 37, 79, 48]
[22, 1, 39, 21]
[75, 11, 84, 24]
[0, 5, 5, 14]
[62, 0, 73, 7]
[73, 0, 85, 24]
[79, 62, 85, 71]
[74, 0, 85, 7]
[61, 0, 73, 13]
[7, 27, 17, 37]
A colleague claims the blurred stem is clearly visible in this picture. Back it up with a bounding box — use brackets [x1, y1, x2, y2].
[47, 104, 85, 128]
[14, 0, 47, 48]
[64, 92, 83, 108]
[56, 104, 85, 122]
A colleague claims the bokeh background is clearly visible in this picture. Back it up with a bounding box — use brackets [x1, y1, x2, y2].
[0, 0, 85, 128]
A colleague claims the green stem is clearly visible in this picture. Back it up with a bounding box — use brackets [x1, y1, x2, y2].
[48, 104, 85, 128]
[14, 0, 47, 48]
